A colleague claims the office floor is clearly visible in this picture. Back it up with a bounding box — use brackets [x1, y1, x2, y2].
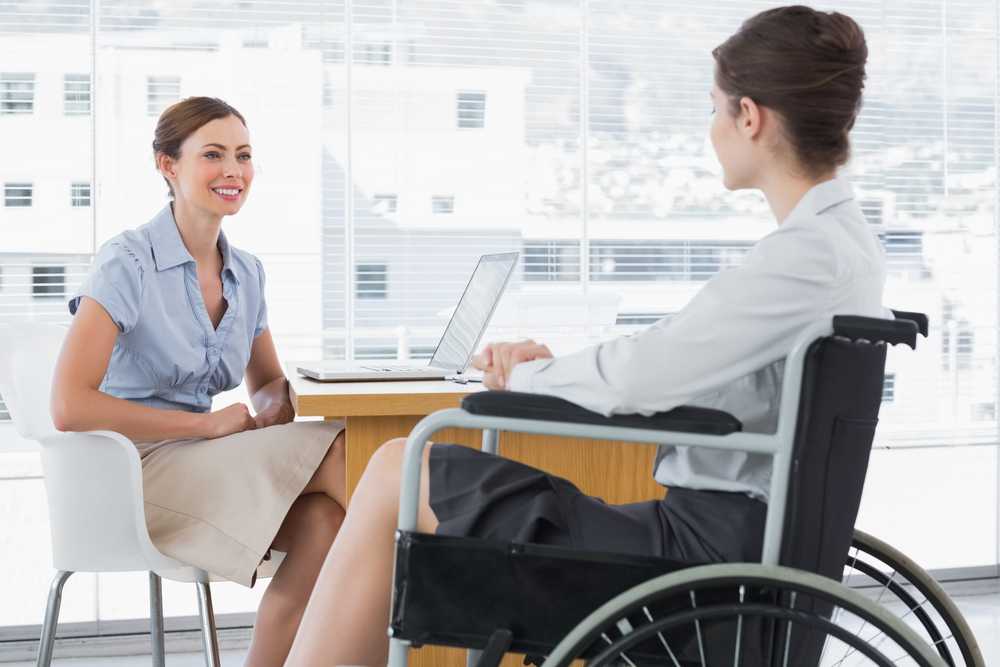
[6, 592, 1000, 666]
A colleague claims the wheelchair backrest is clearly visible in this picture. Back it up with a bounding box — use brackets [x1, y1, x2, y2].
[779, 334, 886, 580]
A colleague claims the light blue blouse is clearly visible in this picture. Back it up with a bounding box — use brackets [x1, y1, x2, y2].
[69, 204, 268, 414]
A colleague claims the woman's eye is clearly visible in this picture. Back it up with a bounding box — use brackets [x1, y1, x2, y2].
[239, 153, 252, 161]
[204, 152, 220, 159]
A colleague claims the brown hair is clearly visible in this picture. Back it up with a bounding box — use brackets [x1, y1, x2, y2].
[713, 5, 867, 177]
[152, 96, 248, 198]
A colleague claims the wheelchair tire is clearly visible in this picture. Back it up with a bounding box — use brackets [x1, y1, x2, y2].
[541, 562, 947, 667]
[846, 530, 985, 667]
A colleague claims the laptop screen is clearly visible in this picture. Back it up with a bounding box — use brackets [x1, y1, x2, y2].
[428, 252, 519, 372]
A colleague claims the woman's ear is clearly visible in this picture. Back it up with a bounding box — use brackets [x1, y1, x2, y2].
[156, 152, 179, 184]
[738, 96, 764, 140]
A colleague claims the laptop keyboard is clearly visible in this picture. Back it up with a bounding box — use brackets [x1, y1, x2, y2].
[357, 364, 433, 372]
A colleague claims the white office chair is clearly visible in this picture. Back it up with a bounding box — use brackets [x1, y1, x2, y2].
[0, 321, 281, 667]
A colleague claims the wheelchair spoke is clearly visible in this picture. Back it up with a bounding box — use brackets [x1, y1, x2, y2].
[690, 590, 707, 667]
[643, 606, 683, 667]
[599, 632, 637, 667]
[733, 585, 745, 667]
[782, 591, 797, 667]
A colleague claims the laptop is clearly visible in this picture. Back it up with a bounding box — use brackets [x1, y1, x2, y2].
[297, 252, 519, 381]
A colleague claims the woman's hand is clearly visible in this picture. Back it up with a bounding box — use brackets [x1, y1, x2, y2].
[204, 403, 256, 439]
[253, 400, 295, 430]
[472, 340, 553, 390]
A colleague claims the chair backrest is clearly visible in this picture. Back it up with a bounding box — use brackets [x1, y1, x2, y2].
[0, 322, 67, 439]
[778, 334, 887, 578]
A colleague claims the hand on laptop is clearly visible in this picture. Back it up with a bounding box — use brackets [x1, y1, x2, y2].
[473, 340, 553, 390]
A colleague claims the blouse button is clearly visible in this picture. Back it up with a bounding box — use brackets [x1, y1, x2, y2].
[211, 348, 220, 356]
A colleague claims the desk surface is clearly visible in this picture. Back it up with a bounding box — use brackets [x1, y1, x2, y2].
[287, 362, 486, 417]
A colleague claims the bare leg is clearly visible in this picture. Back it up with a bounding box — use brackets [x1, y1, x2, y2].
[245, 430, 350, 667]
[284, 438, 439, 667]
[245, 493, 345, 666]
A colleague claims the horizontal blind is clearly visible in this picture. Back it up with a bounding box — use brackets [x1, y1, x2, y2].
[0, 0, 995, 447]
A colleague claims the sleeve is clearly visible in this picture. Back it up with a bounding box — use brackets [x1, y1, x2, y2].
[507, 223, 838, 416]
[68, 241, 145, 334]
[253, 255, 268, 339]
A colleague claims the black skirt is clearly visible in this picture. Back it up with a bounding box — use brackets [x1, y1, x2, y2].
[428, 443, 766, 564]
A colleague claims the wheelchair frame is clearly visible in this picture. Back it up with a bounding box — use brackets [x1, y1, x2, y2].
[386, 315, 980, 667]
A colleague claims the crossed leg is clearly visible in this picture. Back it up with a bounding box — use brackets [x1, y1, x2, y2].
[245, 429, 353, 667]
[284, 438, 439, 667]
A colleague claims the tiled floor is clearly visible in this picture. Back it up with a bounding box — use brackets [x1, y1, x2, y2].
[6, 593, 1000, 666]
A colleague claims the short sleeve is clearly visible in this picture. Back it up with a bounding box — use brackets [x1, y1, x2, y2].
[69, 242, 144, 334]
[253, 254, 268, 339]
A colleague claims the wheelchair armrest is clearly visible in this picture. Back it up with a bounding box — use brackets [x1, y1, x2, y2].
[832, 315, 921, 349]
[459, 391, 742, 435]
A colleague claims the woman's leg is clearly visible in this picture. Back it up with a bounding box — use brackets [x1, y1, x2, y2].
[245, 429, 351, 666]
[284, 437, 438, 667]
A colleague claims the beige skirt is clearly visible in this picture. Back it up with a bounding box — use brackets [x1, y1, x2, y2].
[137, 420, 345, 587]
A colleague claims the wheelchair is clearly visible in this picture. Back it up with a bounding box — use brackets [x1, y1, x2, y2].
[385, 313, 985, 667]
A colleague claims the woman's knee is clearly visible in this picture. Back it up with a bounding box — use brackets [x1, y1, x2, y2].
[366, 438, 407, 476]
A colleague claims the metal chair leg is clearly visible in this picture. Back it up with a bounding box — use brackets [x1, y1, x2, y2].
[466, 648, 483, 667]
[149, 572, 166, 667]
[36, 570, 73, 667]
[195, 581, 221, 667]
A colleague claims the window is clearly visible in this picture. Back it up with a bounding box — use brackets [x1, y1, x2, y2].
[590, 241, 753, 282]
[882, 374, 895, 403]
[64, 74, 91, 115]
[372, 194, 397, 214]
[355, 42, 391, 65]
[457, 91, 486, 129]
[0, 73, 33, 114]
[972, 402, 996, 422]
[524, 241, 581, 282]
[431, 196, 454, 214]
[4, 183, 32, 207]
[616, 313, 667, 326]
[147, 76, 180, 116]
[32, 266, 66, 298]
[71, 182, 91, 207]
[356, 264, 387, 299]
[0, 393, 9, 422]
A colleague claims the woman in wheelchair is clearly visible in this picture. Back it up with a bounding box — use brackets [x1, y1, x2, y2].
[286, 6, 881, 666]
[50, 97, 348, 666]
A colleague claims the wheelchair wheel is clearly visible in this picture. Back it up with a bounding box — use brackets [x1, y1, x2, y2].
[844, 530, 984, 667]
[541, 563, 947, 667]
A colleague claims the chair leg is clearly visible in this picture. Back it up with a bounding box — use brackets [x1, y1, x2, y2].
[148, 572, 166, 667]
[466, 648, 482, 667]
[36, 570, 73, 667]
[195, 581, 221, 667]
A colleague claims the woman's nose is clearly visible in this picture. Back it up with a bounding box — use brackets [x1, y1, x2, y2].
[223, 156, 242, 179]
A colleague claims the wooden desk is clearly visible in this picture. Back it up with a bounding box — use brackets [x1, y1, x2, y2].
[287, 365, 665, 666]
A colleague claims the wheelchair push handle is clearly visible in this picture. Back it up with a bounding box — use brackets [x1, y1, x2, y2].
[832, 313, 927, 350]
[890, 309, 929, 337]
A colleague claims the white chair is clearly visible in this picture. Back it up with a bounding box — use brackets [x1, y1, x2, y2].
[0, 321, 281, 667]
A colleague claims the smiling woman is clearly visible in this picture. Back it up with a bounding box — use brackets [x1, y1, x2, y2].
[48, 96, 350, 667]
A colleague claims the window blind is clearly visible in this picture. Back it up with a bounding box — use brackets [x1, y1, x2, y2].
[0, 0, 997, 611]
